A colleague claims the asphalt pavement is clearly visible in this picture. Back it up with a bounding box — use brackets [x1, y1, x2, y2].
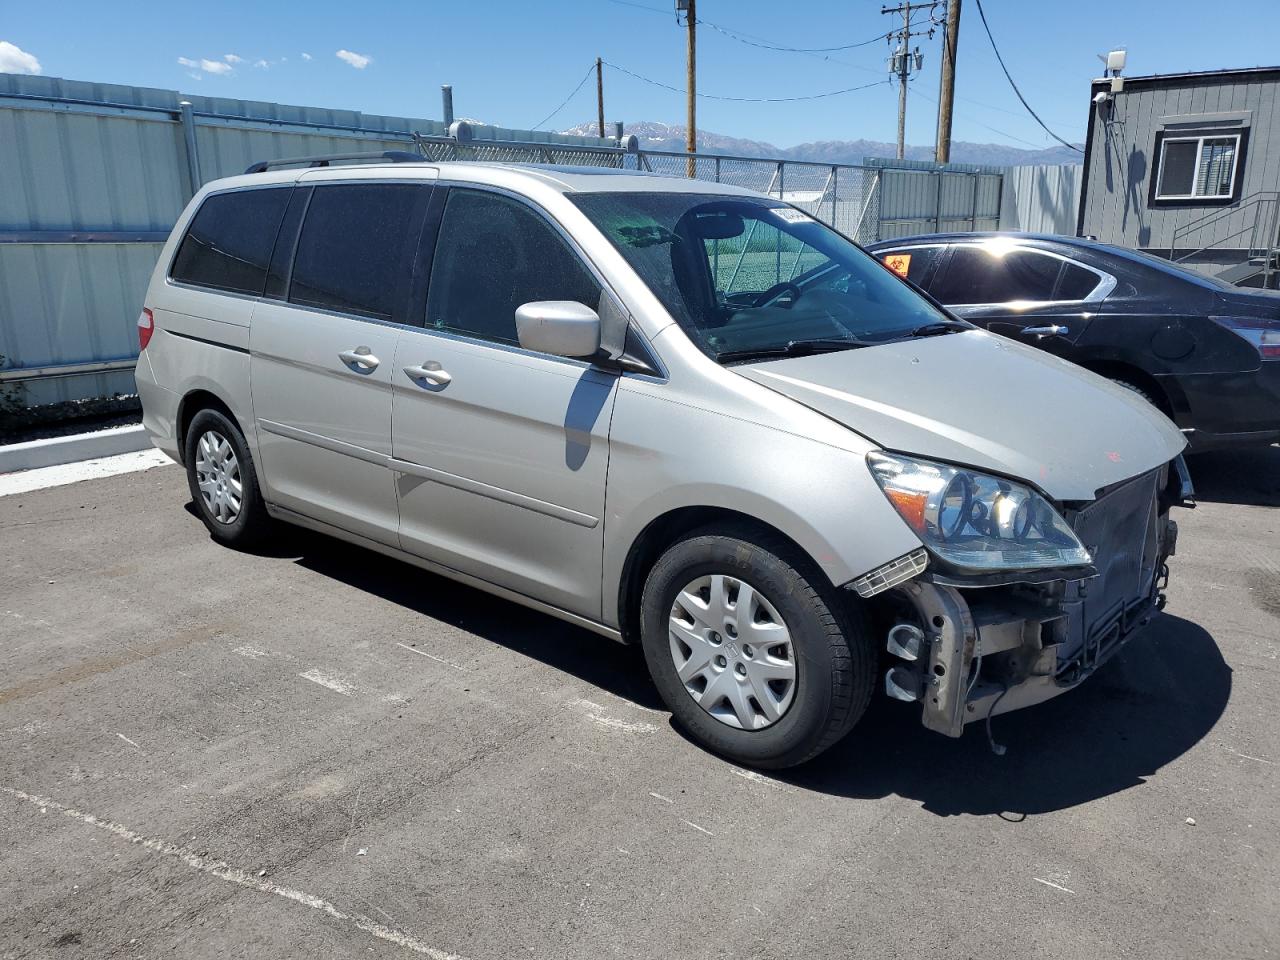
[1, 445, 1277, 960]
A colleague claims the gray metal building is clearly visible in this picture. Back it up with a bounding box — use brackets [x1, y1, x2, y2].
[1078, 65, 1280, 285]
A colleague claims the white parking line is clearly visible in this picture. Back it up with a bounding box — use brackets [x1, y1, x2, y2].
[1033, 877, 1076, 895]
[298, 669, 356, 696]
[1, 786, 464, 959]
[0, 449, 172, 497]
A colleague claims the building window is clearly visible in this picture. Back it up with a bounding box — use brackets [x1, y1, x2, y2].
[1155, 133, 1241, 200]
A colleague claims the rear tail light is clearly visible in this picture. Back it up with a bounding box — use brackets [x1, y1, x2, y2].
[1210, 316, 1280, 359]
[138, 307, 154, 351]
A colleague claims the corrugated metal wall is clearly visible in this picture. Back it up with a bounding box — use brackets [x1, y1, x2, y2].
[869, 159, 1003, 239]
[0, 73, 617, 408]
[998, 164, 1083, 234]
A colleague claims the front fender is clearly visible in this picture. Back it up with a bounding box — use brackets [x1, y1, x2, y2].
[601, 383, 922, 628]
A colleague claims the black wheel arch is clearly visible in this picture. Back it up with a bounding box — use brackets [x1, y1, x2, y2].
[176, 389, 240, 466]
[617, 506, 836, 646]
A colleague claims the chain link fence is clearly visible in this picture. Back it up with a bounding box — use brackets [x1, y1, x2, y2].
[414, 135, 890, 245]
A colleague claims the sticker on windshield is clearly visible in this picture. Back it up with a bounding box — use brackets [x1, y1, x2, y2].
[772, 208, 814, 225]
[882, 253, 911, 278]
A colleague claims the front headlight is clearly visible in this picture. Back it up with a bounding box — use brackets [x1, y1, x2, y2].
[867, 451, 1092, 572]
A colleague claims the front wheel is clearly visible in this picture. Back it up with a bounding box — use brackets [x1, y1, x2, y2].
[639, 528, 874, 768]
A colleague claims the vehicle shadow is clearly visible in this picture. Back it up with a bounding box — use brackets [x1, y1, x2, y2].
[274, 523, 665, 711]
[210, 507, 1229, 816]
[1186, 444, 1280, 507]
[777, 613, 1230, 816]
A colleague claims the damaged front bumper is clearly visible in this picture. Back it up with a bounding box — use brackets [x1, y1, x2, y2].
[876, 461, 1187, 738]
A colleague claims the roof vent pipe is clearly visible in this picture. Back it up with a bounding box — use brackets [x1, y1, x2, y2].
[441, 84, 454, 126]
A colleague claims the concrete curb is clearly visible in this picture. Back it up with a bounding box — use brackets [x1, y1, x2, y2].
[0, 424, 151, 474]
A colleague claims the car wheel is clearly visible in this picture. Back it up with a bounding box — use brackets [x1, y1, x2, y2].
[1111, 378, 1159, 408]
[639, 527, 874, 768]
[184, 408, 269, 548]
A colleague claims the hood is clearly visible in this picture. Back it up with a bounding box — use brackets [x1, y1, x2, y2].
[735, 330, 1186, 502]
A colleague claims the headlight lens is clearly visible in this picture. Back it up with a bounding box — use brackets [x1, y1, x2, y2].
[867, 452, 1092, 572]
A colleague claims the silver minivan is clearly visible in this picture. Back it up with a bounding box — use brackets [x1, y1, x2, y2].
[136, 157, 1191, 767]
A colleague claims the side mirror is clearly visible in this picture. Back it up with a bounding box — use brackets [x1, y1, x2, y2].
[514, 301, 601, 358]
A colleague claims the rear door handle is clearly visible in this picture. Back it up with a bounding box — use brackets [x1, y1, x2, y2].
[1020, 324, 1069, 339]
[338, 346, 380, 370]
[403, 361, 452, 386]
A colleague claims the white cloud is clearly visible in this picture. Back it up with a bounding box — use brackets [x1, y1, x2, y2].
[0, 40, 41, 75]
[335, 49, 371, 69]
[223, 53, 243, 64]
[301, 52, 313, 61]
[178, 56, 233, 75]
[253, 59, 269, 69]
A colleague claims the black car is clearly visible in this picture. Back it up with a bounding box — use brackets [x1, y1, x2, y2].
[865, 232, 1280, 449]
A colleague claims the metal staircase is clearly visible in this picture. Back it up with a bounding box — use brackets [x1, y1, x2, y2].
[1170, 191, 1280, 288]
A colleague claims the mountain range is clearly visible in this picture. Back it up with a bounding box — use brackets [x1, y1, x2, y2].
[559, 120, 1083, 167]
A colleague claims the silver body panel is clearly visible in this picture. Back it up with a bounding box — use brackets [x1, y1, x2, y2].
[137, 160, 1186, 656]
[735, 330, 1187, 502]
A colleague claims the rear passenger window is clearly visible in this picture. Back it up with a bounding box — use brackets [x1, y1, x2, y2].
[1056, 262, 1102, 300]
[930, 246, 1062, 305]
[289, 184, 422, 322]
[877, 246, 943, 287]
[170, 188, 290, 296]
[425, 189, 601, 346]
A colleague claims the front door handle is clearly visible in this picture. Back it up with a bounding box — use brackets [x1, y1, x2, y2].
[1020, 324, 1069, 339]
[403, 361, 452, 386]
[338, 346, 380, 370]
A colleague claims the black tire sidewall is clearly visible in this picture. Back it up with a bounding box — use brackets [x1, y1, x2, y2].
[184, 409, 265, 547]
[640, 533, 861, 768]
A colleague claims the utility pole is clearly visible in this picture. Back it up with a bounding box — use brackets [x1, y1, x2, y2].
[678, 0, 697, 177]
[596, 57, 605, 138]
[881, 1, 941, 160]
[934, 0, 961, 163]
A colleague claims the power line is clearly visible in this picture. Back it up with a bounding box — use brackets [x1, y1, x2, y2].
[971, 0, 1082, 152]
[908, 85, 1043, 149]
[700, 20, 891, 55]
[604, 60, 890, 103]
[530, 62, 597, 130]
[603, 0, 889, 60]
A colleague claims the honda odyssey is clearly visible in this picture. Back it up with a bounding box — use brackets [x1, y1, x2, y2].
[136, 156, 1192, 767]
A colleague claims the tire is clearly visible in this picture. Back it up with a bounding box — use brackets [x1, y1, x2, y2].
[184, 408, 270, 548]
[1111, 378, 1159, 408]
[639, 526, 874, 768]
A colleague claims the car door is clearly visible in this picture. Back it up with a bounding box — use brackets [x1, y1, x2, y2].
[249, 180, 433, 546]
[390, 186, 619, 620]
[927, 243, 1109, 359]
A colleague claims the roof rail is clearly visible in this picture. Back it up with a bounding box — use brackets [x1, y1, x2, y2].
[243, 150, 424, 175]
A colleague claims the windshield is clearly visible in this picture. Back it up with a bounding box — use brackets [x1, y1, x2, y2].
[568, 192, 954, 362]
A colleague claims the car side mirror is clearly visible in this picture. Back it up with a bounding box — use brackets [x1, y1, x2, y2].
[514, 301, 601, 358]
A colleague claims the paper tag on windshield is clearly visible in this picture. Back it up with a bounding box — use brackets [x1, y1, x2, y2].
[773, 208, 814, 224]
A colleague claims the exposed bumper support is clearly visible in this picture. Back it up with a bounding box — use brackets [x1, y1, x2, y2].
[886, 534, 1175, 738]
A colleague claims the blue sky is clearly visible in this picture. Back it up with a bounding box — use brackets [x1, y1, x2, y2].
[4, 0, 1280, 150]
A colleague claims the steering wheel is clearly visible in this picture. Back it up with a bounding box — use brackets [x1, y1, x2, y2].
[751, 281, 802, 309]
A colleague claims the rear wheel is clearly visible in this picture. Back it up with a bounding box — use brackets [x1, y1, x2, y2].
[184, 408, 269, 548]
[639, 527, 873, 768]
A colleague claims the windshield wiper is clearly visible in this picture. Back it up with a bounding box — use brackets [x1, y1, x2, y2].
[908, 319, 971, 337]
[715, 338, 868, 364]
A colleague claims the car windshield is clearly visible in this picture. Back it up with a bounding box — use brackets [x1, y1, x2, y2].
[567, 191, 954, 362]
